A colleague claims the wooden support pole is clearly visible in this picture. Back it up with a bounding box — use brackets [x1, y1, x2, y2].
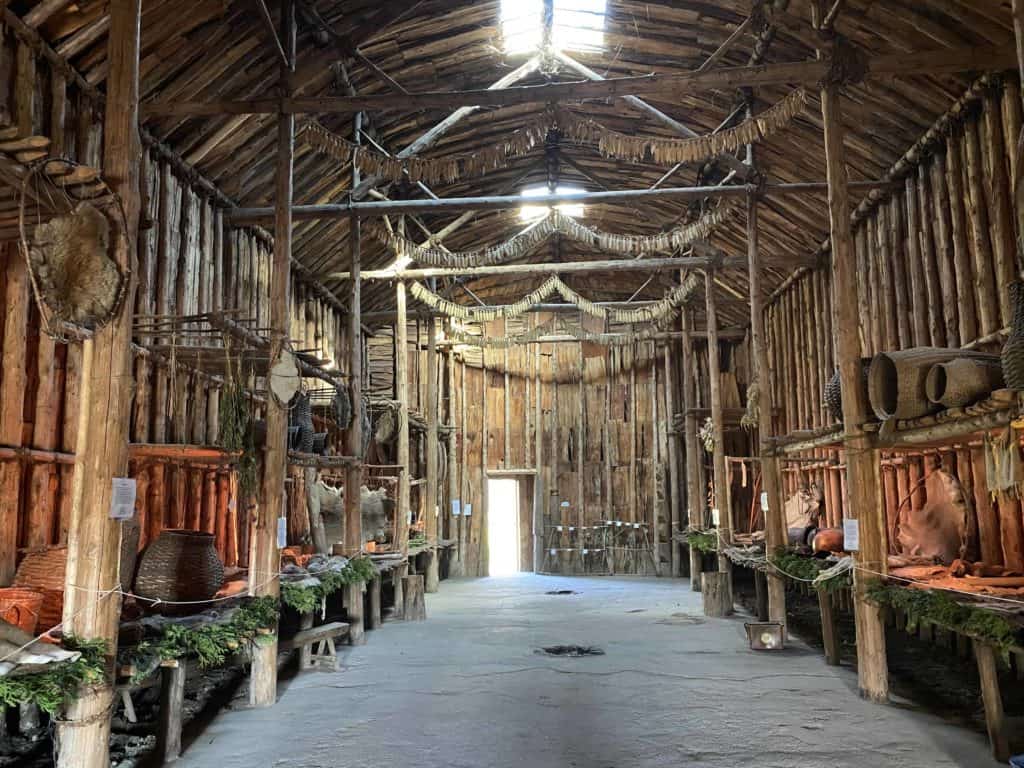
[425, 318, 440, 592]
[818, 589, 841, 666]
[457, 358, 468, 573]
[156, 662, 186, 764]
[681, 308, 703, 591]
[1014, 0, 1024, 109]
[446, 343, 459, 572]
[396, 281, 411, 554]
[746, 195, 787, 626]
[704, 271, 731, 600]
[650, 344, 661, 575]
[367, 575, 382, 629]
[344, 212, 363, 556]
[344, 581, 365, 645]
[532, 318, 543, 573]
[664, 345, 682, 577]
[54, 1, 140, 763]
[248, 0, 295, 709]
[974, 641, 1010, 761]
[820, 78, 889, 703]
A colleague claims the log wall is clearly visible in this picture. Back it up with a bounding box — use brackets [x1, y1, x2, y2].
[762, 75, 1024, 567]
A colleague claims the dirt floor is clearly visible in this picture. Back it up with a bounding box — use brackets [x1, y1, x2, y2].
[165, 574, 999, 768]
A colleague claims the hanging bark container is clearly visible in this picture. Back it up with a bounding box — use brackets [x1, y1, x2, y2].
[134, 529, 224, 609]
[823, 358, 871, 423]
[867, 347, 995, 421]
[924, 357, 1004, 408]
[1001, 280, 1024, 389]
[0, 588, 44, 634]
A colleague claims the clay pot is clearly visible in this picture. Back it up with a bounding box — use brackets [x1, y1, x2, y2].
[811, 527, 845, 554]
[134, 529, 224, 609]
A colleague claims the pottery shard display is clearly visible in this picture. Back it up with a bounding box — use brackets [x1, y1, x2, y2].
[134, 529, 224, 606]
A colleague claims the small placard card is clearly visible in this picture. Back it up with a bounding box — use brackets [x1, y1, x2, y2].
[760, 492, 769, 512]
[842, 517, 860, 551]
[277, 517, 288, 549]
[452, 500, 461, 516]
[464, 503, 472, 517]
[110, 478, 137, 520]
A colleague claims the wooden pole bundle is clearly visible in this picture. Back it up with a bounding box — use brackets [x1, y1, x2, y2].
[344, 211, 363, 557]
[55, 1, 141, 763]
[704, 270, 731, 607]
[396, 281, 411, 555]
[681, 308, 703, 590]
[425, 318, 440, 591]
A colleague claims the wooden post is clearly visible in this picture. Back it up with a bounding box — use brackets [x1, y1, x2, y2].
[402, 574, 426, 620]
[681, 308, 703, 590]
[1014, 0, 1024, 96]
[55, 1, 141, 764]
[425, 318, 439, 592]
[457, 359, 468, 573]
[156, 662, 186, 764]
[532, 318, 543, 573]
[817, 589, 841, 666]
[704, 271, 732, 600]
[344, 212, 363, 556]
[248, 0, 295, 709]
[664, 345, 682, 577]
[446, 343, 459, 573]
[396, 281, 411, 554]
[701, 572, 732, 617]
[746, 195, 787, 626]
[820, 77, 889, 703]
[344, 582, 365, 645]
[367, 575, 382, 629]
[974, 641, 1010, 761]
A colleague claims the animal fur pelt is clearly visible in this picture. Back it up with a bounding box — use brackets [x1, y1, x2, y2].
[28, 202, 123, 330]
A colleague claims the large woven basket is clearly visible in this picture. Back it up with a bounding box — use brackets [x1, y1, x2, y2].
[134, 529, 224, 610]
[14, 546, 67, 590]
[823, 358, 871, 423]
[0, 587, 44, 634]
[925, 358, 1004, 408]
[868, 348, 997, 421]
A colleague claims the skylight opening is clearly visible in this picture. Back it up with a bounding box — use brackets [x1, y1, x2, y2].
[519, 184, 586, 222]
[500, 0, 607, 55]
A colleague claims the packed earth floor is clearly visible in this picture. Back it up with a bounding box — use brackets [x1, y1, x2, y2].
[177, 575, 998, 768]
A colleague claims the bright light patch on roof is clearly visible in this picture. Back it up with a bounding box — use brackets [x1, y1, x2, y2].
[519, 184, 585, 221]
[500, 0, 607, 55]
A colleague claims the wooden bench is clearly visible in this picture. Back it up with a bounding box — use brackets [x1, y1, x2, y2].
[280, 620, 350, 672]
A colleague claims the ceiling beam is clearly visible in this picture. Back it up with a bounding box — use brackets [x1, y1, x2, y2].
[230, 179, 887, 222]
[141, 45, 1016, 116]
[328, 255, 745, 281]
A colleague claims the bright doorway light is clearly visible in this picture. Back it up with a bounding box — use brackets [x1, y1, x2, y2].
[487, 478, 520, 576]
[519, 184, 586, 221]
[500, 0, 607, 55]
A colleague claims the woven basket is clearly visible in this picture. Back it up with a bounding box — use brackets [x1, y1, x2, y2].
[823, 358, 871, 423]
[0, 588, 44, 634]
[290, 393, 314, 453]
[134, 529, 224, 610]
[868, 347, 997, 421]
[333, 383, 352, 429]
[1002, 280, 1024, 389]
[14, 546, 67, 590]
[35, 589, 64, 633]
[925, 358, 1004, 408]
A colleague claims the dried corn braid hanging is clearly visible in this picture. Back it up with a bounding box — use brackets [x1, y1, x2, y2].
[300, 90, 807, 185]
[370, 205, 735, 268]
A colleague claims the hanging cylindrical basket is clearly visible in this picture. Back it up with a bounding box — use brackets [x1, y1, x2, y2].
[0, 588, 44, 634]
[823, 358, 871, 423]
[924, 357, 1004, 408]
[134, 529, 224, 610]
[1002, 280, 1024, 389]
[867, 347, 997, 421]
[13, 546, 66, 632]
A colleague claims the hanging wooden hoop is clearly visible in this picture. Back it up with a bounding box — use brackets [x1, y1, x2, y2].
[17, 158, 130, 341]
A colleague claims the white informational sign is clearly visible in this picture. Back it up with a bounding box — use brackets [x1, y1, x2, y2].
[464, 503, 472, 517]
[560, 501, 570, 508]
[110, 478, 137, 520]
[760, 492, 769, 512]
[452, 500, 461, 516]
[277, 517, 288, 549]
[843, 517, 860, 551]
[711, 507, 720, 526]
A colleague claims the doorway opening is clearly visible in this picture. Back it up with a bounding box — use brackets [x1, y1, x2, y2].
[487, 478, 520, 576]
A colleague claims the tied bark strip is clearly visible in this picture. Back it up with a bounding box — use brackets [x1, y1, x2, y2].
[300, 88, 808, 184]
[371, 206, 736, 268]
[409, 273, 702, 324]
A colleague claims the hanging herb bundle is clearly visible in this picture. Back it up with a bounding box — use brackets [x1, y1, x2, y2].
[0, 636, 107, 714]
[770, 550, 852, 594]
[218, 343, 258, 500]
[685, 529, 718, 553]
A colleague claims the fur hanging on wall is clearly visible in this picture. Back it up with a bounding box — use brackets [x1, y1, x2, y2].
[26, 202, 125, 331]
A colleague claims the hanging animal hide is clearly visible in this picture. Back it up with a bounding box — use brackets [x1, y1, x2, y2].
[896, 469, 968, 565]
[27, 202, 124, 330]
